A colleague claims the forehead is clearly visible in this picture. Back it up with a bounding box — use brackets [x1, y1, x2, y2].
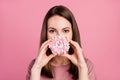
[47, 15, 71, 29]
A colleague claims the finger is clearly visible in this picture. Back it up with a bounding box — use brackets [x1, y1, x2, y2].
[40, 39, 51, 49]
[68, 40, 86, 63]
[48, 54, 57, 60]
[62, 53, 73, 60]
[70, 40, 83, 52]
[39, 39, 51, 54]
[62, 53, 78, 65]
[69, 40, 79, 48]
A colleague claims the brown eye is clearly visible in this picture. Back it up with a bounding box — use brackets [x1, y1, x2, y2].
[63, 29, 69, 33]
[49, 29, 55, 33]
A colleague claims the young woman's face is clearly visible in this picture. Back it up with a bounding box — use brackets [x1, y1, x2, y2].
[47, 15, 73, 40]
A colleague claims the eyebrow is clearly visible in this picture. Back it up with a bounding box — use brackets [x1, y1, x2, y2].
[48, 27, 70, 29]
[48, 27, 55, 29]
[62, 27, 70, 29]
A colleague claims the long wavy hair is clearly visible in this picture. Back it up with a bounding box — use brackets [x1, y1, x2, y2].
[26, 5, 82, 80]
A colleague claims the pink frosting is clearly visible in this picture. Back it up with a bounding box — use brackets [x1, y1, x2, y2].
[49, 35, 70, 55]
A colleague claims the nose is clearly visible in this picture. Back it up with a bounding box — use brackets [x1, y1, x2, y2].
[57, 31, 63, 36]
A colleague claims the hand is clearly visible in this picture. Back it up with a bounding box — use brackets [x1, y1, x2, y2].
[62, 39, 87, 68]
[32, 39, 57, 70]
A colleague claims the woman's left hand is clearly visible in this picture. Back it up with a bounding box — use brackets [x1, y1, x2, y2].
[62, 39, 87, 68]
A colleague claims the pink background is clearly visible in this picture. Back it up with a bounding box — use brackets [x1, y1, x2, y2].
[0, 0, 120, 80]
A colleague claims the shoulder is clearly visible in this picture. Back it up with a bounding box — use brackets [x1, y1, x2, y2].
[85, 58, 94, 73]
[85, 58, 94, 67]
[26, 59, 36, 80]
[29, 59, 36, 67]
[85, 58, 97, 80]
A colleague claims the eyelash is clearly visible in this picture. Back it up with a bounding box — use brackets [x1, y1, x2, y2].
[63, 30, 69, 33]
[48, 29, 69, 33]
[49, 30, 55, 33]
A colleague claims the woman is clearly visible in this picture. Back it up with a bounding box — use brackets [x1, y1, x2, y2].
[26, 5, 96, 80]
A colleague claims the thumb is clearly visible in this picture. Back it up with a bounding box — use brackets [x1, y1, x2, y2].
[48, 54, 56, 60]
[62, 53, 72, 60]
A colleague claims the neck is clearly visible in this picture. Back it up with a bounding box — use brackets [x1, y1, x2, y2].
[50, 56, 70, 66]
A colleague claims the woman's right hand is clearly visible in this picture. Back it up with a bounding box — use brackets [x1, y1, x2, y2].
[31, 39, 56, 71]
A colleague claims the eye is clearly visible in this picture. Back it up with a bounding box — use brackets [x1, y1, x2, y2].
[63, 29, 69, 33]
[49, 29, 55, 33]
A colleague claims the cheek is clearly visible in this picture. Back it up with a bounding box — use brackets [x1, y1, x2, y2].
[65, 32, 73, 40]
[47, 33, 56, 39]
[47, 33, 51, 39]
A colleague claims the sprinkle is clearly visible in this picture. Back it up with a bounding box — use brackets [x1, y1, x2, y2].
[49, 35, 70, 55]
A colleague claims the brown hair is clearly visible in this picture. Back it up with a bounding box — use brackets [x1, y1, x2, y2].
[40, 5, 82, 80]
[26, 5, 82, 80]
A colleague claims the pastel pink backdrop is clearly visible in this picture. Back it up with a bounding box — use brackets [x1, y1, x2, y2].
[0, 0, 120, 80]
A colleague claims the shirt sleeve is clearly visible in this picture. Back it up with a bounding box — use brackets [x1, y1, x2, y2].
[26, 59, 35, 80]
[86, 58, 97, 80]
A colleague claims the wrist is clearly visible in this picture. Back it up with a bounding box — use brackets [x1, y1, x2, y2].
[31, 64, 42, 74]
[77, 64, 89, 80]
[77, 63, 88, 72]
[30, 66, 41, 80]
